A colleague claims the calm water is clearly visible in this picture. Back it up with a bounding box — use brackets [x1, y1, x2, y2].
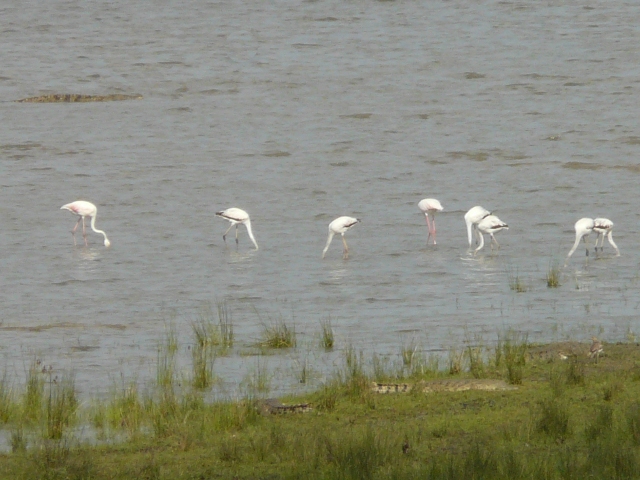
[0, 0, 639, 398]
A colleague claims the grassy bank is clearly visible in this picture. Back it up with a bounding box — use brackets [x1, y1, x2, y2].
[1, 334, 639, 479]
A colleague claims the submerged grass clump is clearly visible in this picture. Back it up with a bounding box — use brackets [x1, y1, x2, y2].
[260, 318, 296, 349]
[190, 318, 216, 390]
[242, 360, 271, 396]
[319, 318, 335, 350]
[400, 338, 419, 368]
[507, 266, 529, 292]
[156, 323, 178, 390]
[546, 260, 562, 288]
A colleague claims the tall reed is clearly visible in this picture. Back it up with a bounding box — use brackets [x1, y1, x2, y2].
[320, 318, 335, 350]
[23, 359, 44, 422]
[45, 372, 78, 440]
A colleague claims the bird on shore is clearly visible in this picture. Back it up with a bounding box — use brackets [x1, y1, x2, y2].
[322, 216, 360, 259]
[473, 214, 508, 255]
[215, 207, 259, 250]
[589, 336, 603, 363]
[464, 206, 491, 247]
[60, 200, 111, 247]
[418, 198, 443, 245]
[593, 218, 620, 256]
[566, 217, 595, 262]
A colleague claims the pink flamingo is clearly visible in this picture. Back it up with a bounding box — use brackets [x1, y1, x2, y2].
[215, 207, 259, 249]
[566, 217, 595, 261]
[473, 214, 508, 255]
[322, 216, 360, 259]
[464, 206, 491, 247]
[593, 218, 620, 256]
[60, 200, 111, 247]
[418, 198, 443, 245]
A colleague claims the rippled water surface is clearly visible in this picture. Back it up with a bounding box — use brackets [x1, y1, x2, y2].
[1, 0, 639, 398]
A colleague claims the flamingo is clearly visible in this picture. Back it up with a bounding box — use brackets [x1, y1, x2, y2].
[464, 206, 491, 247]
[473, 214, 508, 255]
[215, 207, 258, 249]
[60, 200, 111, 247]
[418, 198, 443, 245]
[322, 216, 360, 259]
[566, 217, 595, 261]
[593, 218, 620, 256]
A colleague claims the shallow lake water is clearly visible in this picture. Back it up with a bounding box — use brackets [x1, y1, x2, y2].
[0, 0, 639, 400]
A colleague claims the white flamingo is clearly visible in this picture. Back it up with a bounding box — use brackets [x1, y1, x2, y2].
[566, 217, 595, 262]
[418, 198, 443, 245]
[60, 200, 111, 247]
[215, 208, 258, 250]
[322, 216, 360, 259]
[474, 214, 508, 255]
[464, 206, 491, 247]
[593, 218, 620, 256]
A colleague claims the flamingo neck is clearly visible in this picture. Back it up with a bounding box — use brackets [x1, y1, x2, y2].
[322, 230, 335, 258]
[606, 232, 620, 256]
[474, 232, 485, 254]
[244, 219, 259, 250]
[90, 214, 111, 247]
[566, 232, 586, 259]
[465, 218, 474, 246]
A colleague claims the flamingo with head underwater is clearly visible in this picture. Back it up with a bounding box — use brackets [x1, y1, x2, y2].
[215, 207, 259, 250]
[593, 218, 620, 256]
[464, 206, 491, 247]
[60, 200, 111, 247]
[566, 217, 595, 261]
[322, 216, 360, 259]
[473, 214, 508, 255]
[418, 198, 443, 245]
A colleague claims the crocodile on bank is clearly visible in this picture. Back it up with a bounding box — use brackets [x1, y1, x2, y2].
[256, 398, 312, 415]
[371, 379, 517, 394]
[15, 94, 143, 103]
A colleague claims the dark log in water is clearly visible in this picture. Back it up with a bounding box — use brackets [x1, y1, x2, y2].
[15, 93, 143, 103]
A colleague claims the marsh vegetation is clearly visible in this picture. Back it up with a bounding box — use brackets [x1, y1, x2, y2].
[1, 328, 639, 479]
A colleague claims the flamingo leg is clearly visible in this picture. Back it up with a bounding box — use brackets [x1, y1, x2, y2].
[70, 217, 82, 246]
[474, 226, 482, 245]
[222, 223, 234, 243]
[342, 235, 349, 259]
[583, 235, 589, 257]
[235, 225, 239, 245]
[425, 215, 432, 244]
[82, 217, 89, 246]
[431, 215, 437, 245]
[474, 233, 485, 256]
[491, 234, 500, 250]
[426, 214, 437, 245]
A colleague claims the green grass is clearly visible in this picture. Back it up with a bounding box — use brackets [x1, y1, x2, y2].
[260, 318, 296, 349]
[4, 338, 640, 479]
[241, 360, 271, 396]
[319, 318, 335, 350]
[507, 266, 529, 292]
[190, 310, 221, 389]
[44, 372, 78, 440]
[0, 372, 14, 425]
[23, 359, 44, 423]
[546, 260, 562, 288]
